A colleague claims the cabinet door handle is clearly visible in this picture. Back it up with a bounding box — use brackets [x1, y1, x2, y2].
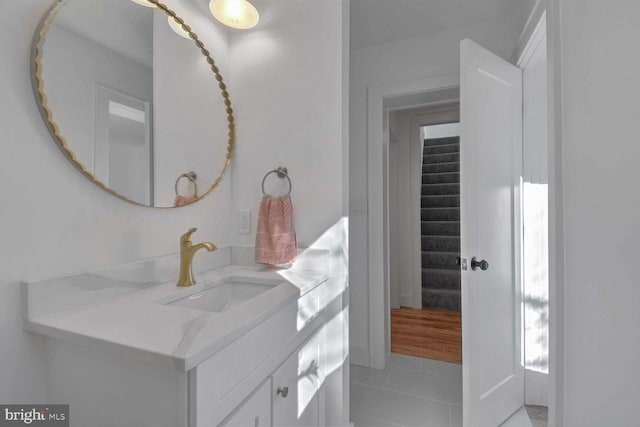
[276, 386, 289, 398]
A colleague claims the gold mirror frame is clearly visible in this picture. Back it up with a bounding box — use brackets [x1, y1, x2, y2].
[31, 0, 235, 208]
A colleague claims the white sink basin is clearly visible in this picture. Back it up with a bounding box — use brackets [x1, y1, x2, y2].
[165, 276, 281, 313]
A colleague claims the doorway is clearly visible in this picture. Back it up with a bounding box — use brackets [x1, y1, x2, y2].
[360, 27, 552, 425]
[388, 104, 463, 365]
[94, 84, 154, 206]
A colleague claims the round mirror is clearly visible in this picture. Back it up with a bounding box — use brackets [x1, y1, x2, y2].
[32, 0, 235, 207]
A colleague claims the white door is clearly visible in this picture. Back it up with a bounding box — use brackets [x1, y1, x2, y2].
[460, 39, 524, 426]
[94, 84, 153, 205]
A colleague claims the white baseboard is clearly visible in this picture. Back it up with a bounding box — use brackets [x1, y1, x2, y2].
[400, 296, 421, 309]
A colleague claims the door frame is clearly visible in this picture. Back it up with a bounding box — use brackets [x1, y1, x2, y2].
[515, 6, 564, 426]
[517, 11, 550, 409]
[365, 9, 562, 427]
[367, 73, 459, 369]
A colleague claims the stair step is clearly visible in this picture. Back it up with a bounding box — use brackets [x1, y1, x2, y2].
[421, 268, 461, 289]
[422, 236, 460, 251]
[423, 162, 459, 174]
[422, 207, 460, 221]
[424, 136, 460, 147]
[423, 152, 460, 164]
[422, 251, 460, 269]
[422, 221, 460, 236]
[424, 143, 459, 155]
[422, 195, 460, 208]
[422, 172, 459, 184]
[421, 183, 459, 196]
[422, 288, 461, 312]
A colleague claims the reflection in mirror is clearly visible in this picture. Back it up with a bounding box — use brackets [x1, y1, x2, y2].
[97, 87, 153, 204]
[35, 0, 233, 207]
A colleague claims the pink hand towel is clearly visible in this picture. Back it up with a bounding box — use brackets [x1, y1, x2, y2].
[255, 194, 298, 267]
[174, 195, 197, 207]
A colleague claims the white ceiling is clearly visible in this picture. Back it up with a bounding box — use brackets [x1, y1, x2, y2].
[54, 0, 155, 68]
[350, 0, 526, 51]
[52, 0, 207, 69]
[53, 0, 526, 65]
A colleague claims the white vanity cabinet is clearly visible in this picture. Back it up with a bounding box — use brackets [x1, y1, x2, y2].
[24, 261, 348, 427]
[186, 275, 343, 427]
[218, 328, 326, 427]
[192, 289, 329, 427]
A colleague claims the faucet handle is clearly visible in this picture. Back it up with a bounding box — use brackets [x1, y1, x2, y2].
[181, 227, 198, 243]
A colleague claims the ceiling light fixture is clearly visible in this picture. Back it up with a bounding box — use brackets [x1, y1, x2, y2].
[130, 0, 191, 40]
[130, 0, 157, 8]
[168, 16, 192, 39]
[209, 0, 259, 30]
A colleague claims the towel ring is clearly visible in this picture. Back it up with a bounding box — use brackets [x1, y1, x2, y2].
[262, 167, 292, 195]
[175, 171, 198, 197]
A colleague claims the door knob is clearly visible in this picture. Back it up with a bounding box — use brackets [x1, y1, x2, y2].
[471, 257, 489, 271]
[276, 386, 289, 398]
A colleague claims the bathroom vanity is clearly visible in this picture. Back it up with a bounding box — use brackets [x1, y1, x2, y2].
[23, 248, 349, 427]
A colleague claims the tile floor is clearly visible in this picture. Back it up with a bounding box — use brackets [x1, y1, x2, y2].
[350, 353, 462, 427]
[525, 406, 548, 427]
[350, 353, 548, 427]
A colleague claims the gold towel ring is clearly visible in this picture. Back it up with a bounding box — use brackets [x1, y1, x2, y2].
[175, 172, 198, 197]
[262, 167, 292, 195]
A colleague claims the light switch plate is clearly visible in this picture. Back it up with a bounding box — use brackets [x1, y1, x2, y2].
[238, 209, 251, 234]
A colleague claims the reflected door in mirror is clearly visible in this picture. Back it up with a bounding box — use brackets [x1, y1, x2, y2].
[95, 85, 153, 206]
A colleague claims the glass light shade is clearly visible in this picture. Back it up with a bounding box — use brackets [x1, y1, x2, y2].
[168, 16, 192, 39]
[209, 0, 259, 30]
[130, 0, 157, 8]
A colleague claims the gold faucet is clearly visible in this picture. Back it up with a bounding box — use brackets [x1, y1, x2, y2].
[177, 228, 216, 287]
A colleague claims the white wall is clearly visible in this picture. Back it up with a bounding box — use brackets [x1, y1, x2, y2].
[153, 7, 230, 207]
[229, 0, 345, 249]
[557, 0, 640, 424]
[388, 110, 410, 308]
[228, 1, 349, 423]
[388, 113, 400, 309]
[349, 16, 525, 365]
[0, 0, 231, 403]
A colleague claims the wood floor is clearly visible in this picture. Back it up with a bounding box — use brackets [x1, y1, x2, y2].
[391, 307, 462, 364]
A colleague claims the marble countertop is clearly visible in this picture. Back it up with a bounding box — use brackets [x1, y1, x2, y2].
[24, 261, 328, 371]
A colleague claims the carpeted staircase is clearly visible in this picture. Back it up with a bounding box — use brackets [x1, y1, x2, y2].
[421, 136, 461, 311]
